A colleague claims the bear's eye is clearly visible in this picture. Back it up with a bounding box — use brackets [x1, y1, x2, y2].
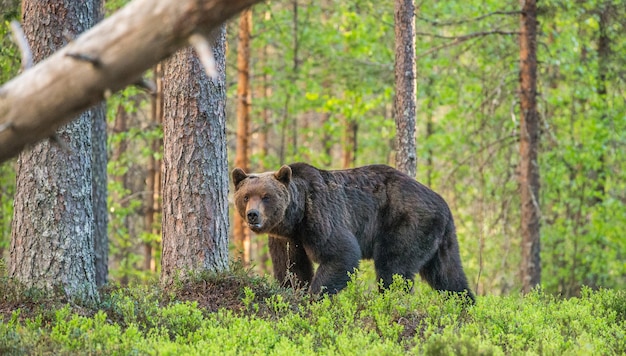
[243, 195, 249, 203]
[262, 195, 270, 202]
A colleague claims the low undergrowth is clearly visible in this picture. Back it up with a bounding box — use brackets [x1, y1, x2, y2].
[0, 267, 624, 355]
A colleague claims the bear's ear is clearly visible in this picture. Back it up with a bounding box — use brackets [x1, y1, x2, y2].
[232, 168, 249, 189]
[274, 165, 292, 186]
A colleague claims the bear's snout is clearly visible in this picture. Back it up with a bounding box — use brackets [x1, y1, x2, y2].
[246, 210, 261, 225]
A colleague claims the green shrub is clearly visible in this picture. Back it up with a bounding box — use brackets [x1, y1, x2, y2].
[0, 272, 624, 355]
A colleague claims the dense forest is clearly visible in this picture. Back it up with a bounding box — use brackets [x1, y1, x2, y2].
[1, 0, 625, 353]
[1, 0, 625, 302]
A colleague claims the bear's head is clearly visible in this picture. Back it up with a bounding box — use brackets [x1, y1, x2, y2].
[232, 165, 292, 233]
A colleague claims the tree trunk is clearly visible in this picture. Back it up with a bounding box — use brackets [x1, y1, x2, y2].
[161, 27, 230, 286]
[342, 116, 358, 169]
[233, 8, 252, 266]
[0, 0, 263, 163]
[519, 0, 541, 294]
[9, 0, 100, 301]
[394, 0, 417, 178]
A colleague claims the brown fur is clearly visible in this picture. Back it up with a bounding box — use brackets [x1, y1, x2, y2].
[232, 163, 474, 303]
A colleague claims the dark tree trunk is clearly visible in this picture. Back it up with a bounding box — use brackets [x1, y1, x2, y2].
[160, 27, 230, 286]
[10, 0, 101, 301]
[519, 0, 541, 294]
[394, 0, 417, 178]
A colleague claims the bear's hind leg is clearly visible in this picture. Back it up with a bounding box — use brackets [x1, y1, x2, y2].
[269, 236, 313, 289]
[418, 240, 475, 304]
[373, 229, 440, 292]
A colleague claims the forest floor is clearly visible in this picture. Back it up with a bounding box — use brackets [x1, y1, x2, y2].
[1, 265, 625, 355]
[0, 266, 292, 321]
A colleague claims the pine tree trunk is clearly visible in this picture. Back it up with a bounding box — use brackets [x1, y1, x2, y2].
[10, 0, 101, 301]
[519, 0, 541, 294]
[342, 117, 358, 169]
[161, 27, 230, 286]
[394, 0, 417, 178]
[234, 9, 252, 266]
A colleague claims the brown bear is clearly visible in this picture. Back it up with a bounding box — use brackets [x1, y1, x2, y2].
[232, 163, 474, 303]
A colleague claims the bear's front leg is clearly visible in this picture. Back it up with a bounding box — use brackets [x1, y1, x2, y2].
[268, 235, 313, 289]
[309, 232, 361, 295]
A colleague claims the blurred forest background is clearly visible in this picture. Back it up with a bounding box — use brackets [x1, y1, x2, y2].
[1, 0, 624, 297]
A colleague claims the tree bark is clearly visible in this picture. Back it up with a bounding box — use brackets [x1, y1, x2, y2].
[394, 0, 417, 178]
[160, 27, 230, 286]
[0, 0, 263, 163]
[519, 0, 541, 294]
[9, 0, 100, 301]
[233, 8, 252, 266]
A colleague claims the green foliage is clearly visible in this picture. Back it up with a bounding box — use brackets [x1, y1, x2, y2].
[1, 273, 624, 354]
[106, 85, 161, 284]
[224, 0, 626, 297]
[0, 0, 623, 313]
[0, 15, 19, 260]
[0, 162, 15, 259]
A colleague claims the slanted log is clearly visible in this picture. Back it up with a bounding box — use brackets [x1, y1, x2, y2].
[0, 0, 262, 162]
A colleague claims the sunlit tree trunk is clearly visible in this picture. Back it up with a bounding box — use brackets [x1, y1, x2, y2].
[234, 9, 252, 266]
[519, 0, 541, 294]
[10, 0, 101, 301]
[342, 116, 357, 169]
[394, 0, 417, 178]
[160, 27, 230, 286]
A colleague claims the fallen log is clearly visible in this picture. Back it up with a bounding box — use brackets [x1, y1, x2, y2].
[0, 0, 262, 162]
